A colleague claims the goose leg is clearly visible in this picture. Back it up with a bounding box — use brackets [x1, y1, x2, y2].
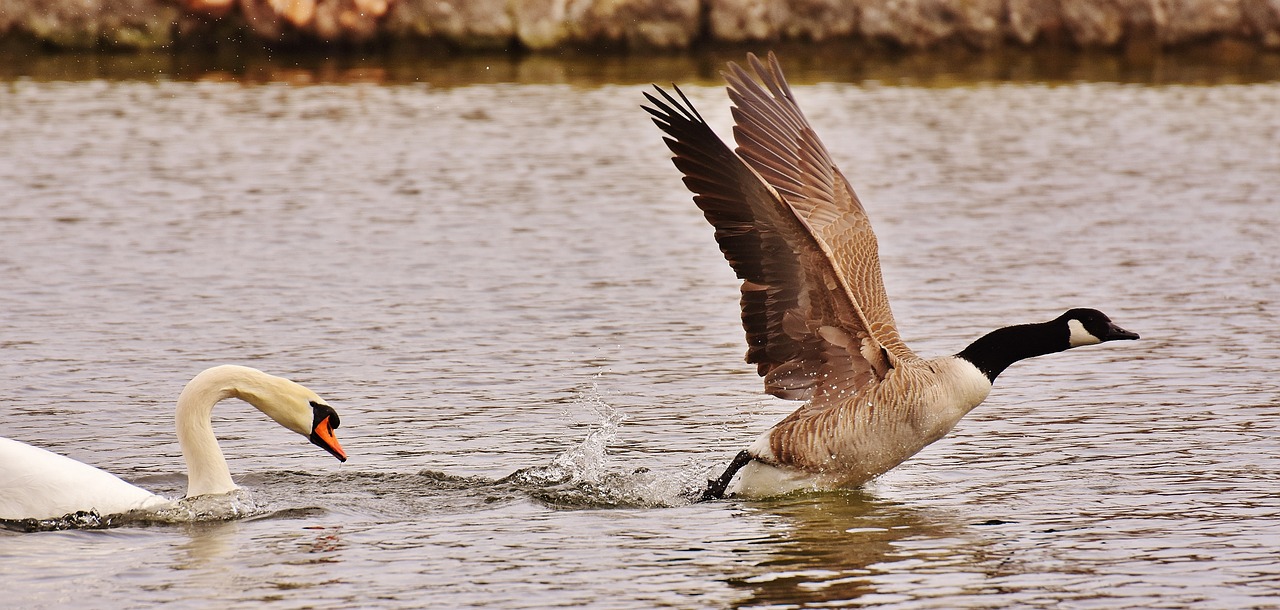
[700, 450, 753, 501]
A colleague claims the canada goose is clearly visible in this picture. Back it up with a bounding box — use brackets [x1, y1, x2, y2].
[642, 53, 1138, 500]
[0, 365, 347, 521]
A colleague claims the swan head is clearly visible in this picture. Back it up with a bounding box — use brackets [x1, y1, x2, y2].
[1060, 308, 1140, 348]
[254, 385, 348, 463]
[305, 401, 347, 462]
[196, 365, 348, 463]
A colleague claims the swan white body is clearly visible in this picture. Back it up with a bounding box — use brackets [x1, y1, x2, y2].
[0, 437, 169, 518]
[0, 365, 347, 521]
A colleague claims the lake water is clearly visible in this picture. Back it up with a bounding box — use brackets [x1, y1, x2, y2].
[1, 51, 1279, 608]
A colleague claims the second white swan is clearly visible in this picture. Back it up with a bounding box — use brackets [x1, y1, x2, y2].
[0, 365, 347, 521]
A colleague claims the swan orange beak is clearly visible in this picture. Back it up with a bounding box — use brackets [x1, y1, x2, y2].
[309, 415, 347, 462]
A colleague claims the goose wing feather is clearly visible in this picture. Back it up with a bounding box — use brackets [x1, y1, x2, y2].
[644, 82, 908, 402]
[724, 53, 915, 375]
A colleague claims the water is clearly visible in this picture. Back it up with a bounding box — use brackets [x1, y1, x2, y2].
[1, 54, 1279, 607]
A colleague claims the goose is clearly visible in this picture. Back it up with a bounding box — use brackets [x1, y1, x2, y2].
[642, 53, 1139, 500]
[0, 365, 347, 521]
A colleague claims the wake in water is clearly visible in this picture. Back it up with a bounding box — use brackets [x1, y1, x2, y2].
[0, 489, 270, 533]
[2, 386, 718, 532]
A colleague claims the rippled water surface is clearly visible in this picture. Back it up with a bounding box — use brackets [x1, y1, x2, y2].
[1, 56, 1279, 608]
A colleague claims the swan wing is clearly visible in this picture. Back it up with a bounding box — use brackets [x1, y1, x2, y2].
[724, 53, 916, 380]
[0, 437, 167, 520]
[645, 86, 898, 401]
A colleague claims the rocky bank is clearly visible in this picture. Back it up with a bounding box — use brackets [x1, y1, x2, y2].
[1, 0, 1278, 51]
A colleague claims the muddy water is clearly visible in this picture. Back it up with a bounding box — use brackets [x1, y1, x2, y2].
[1, 55, 1278, 608]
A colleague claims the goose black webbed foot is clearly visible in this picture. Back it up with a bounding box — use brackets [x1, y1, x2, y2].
[698, 450, 753, 502]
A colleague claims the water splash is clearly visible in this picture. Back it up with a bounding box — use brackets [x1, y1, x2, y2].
[0, 489, 270, 532]
[1, 510, 121, 532]
[145, 489, 269, 523]
[500, 384, 708, 508]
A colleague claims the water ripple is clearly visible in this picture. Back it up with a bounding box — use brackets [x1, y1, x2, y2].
[2, 78, 1279, 608]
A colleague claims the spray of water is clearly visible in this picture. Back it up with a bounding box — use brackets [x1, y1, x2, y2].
[499, 383, 709, 508]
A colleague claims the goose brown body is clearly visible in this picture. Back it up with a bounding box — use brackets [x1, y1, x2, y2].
[734, 358, 991, 496]
[643, 53, 1138, 498]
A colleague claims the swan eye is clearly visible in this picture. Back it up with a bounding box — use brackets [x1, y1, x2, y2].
[310, 401, 341, 429]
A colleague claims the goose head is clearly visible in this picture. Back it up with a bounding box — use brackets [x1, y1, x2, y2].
[219, 366, 348, 462]
[1059, 308, 1140, 348]
[957, 309, 1139, 382]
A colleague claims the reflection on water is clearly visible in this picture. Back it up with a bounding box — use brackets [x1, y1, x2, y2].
[173, 521, 239, 571]
[1, 52, 1279, 608]
[726, 492, 968, 608]
[2, 43, 1278, 86]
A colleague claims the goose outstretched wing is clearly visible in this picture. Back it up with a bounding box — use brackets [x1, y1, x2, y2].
[644, 69, 915, 403]
[725, 53, 913, 371]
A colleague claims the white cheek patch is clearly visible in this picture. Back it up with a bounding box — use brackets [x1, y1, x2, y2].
[1067, 319, 1102, 347]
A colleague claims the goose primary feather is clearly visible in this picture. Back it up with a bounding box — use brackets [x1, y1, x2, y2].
[0, 365, 347, 521]
[642, 53, 1139, 499]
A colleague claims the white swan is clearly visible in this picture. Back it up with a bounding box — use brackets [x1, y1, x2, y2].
[0, 365, 347, 521]
[644, 53, 1139, 499]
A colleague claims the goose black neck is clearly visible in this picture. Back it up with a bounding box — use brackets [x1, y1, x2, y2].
[956, 320, 1068, 383]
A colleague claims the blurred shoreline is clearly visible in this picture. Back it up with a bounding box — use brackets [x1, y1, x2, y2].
[2, 0, 1279, 57]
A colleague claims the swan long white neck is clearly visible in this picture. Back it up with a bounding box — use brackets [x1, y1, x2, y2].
[175, 367, 245, 498]
[175, 365, 314, 498]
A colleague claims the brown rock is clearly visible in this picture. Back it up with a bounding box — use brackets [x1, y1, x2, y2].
[510, 0, 699, 50]
[511, 0, 569, 50]
[236, 0, 389, 42]
[707, 0, 786, 41]
[240, 0, 290, 39]
[1243, 0, 1280, 47]
[1008, 0, 1063, 44]
[182, 0, 236, 18]
[0, 0, 178, 48]
[709, 0, 859, 42]
[856, 0, 961, 47]
[570, 0, 700, 49]
[779, 0, 860, 41]
[1117, 0, 1161, 35]
[1162, 0, 1244, 44]
[952, 0, 1005, 47]
[274, 0, 318, 28]
[311, 0, 389, 40]
[385, 0, 515, 49]
[1060, 0, 1126, 46]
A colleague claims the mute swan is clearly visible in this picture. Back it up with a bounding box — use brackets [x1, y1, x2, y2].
[0, 365, 347, 521]
[642, 53, 1139, 499]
